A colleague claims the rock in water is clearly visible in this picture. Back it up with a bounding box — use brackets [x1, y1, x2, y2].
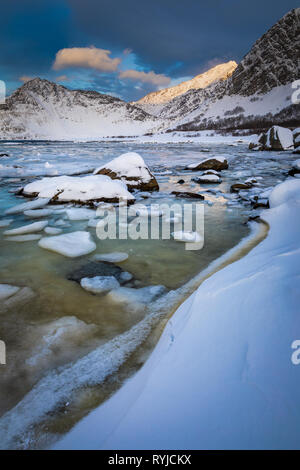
[249, 126, 294, 151]
[92, 252, 129, 263]
[94, 152, 159, 191]
[38, 231, 96, 258]
[171, 191, 205, 199]
[186, 157, 228, 171]
[80, 276, 120, 295]
[67, 261, 126, 283]
[22, 175, 135, 205]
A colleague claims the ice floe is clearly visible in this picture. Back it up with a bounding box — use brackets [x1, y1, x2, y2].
[4, 221, 48, 236]
[38, 231, 96, 258]
[5, 198, 50, 215]
[92, 252, 129, 263]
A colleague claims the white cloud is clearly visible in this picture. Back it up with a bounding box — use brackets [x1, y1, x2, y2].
[119, 69, 171, 86]
[53, 47, 121, 72]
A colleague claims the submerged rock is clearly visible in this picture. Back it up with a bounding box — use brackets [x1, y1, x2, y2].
[230, 183, 252, 193]
[67, 261, 127, 284]
[80, 276, 120, 295]
[94, 152, 159, 192]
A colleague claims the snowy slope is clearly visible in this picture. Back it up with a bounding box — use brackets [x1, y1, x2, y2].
[134, 61, 237, 115]
[55, 178, 300, 450]
[0, 79, 161, 140]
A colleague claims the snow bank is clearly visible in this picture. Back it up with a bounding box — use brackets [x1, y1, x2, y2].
[23, 175, 135, 204]
[56, 178, 300, 450]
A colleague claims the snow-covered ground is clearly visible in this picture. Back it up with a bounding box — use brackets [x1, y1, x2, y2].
[55, 177, 300, 450]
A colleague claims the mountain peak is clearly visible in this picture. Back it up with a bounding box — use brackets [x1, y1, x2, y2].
[134, 60, 237, 106]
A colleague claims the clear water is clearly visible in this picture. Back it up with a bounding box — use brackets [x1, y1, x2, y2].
[0, 140, 296, 448]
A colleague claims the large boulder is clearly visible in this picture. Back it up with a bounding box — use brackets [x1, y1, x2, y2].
[94, 152, 159, 192]
[249, 126, 294, 151]
[22, 174, 135, 205]
[186, 157, 228, 171]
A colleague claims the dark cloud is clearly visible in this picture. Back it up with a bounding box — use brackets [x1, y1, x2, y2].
[0, 0, 299, 99]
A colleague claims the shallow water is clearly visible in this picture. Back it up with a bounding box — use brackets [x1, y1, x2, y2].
[0, 140, 296, 448]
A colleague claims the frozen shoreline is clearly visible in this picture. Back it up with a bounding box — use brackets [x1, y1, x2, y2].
[55, 178, 300, 450]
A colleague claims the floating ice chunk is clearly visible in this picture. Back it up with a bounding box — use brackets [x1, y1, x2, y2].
[38, 231, 96, 258]
[0, 219, 13, 227]
[92, 252, 129, 263]
[0, 284, 20, 301]
[5, 234, 42, 242]
[24, 209, 53, 218]
[4, 220, 48, 236]
[80, 276, 120, 295]
[107, 285, 166, 310]
[5, 198, 50, 215]
[172, 231, 203, 243]
[87, 218, 99, 228]
[44, 227, 63, 235]
[66, 208, 97, 221]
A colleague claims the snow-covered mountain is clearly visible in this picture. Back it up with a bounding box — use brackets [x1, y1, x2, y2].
[147, 8, 300, 132]
[0, 79, 160, 140]
[133, 61, 237, 116]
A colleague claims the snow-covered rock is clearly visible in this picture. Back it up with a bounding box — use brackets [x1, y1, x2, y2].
[289, 159, 300, 177]
[4, 221, 48, 236]
[38, 231, 96, 258]
[187, 157, 228, 171]
[194, 174, 222, 184]
[293, 128, 300, 148]
[94, 153, 159, 192]
[22, 175, 135, 204]
[80, 276, 120, 295]
[250, 126, 294, 151]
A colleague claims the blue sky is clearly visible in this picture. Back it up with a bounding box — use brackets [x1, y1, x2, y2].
[0, 0, 298, 101]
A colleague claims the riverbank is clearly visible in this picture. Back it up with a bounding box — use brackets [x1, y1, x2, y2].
[55, 178, 300, 450]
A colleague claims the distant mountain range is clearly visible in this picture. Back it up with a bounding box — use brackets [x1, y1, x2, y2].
[0, 8, 299, 139]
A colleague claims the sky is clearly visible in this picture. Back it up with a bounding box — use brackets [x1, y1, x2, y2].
[0, 0, 298, 101]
